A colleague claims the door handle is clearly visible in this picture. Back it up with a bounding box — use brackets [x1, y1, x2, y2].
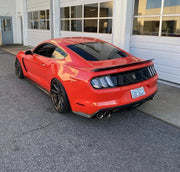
[40, 63, 46, 66]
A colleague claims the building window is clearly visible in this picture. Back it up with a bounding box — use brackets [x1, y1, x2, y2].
[84, 3, 98, 18]
[71, 6, 82, 18]
[60, 1, 113, 34]
[162, 16, 180, 36]
[61, 20, 70, 31]
[133, 0, 180, 37]
[28, 10, 50, 30]
[71, 20, 82, 32]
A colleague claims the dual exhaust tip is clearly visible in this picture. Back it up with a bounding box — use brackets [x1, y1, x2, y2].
[95, 96, 155, 119]
[96, 111, 112, 119]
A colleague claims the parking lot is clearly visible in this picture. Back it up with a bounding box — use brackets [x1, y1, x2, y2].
[0, 49, 180, 172]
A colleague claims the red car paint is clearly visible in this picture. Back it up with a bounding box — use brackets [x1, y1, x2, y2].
[16, 37, 158, 118]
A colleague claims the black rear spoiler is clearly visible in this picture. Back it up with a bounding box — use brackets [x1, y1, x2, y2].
[92, 59, 154, 72]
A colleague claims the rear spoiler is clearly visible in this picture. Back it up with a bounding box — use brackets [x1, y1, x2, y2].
[92, 59, 154, 72]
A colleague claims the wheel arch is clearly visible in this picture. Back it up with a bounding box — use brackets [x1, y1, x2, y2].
[15, 52, 27, 75]
[50, 77, 68, 95]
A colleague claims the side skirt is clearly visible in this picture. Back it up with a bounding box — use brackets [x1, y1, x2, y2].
[26, 78, 50, 96]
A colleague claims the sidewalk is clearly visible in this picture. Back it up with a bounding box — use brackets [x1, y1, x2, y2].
[137, 83, 180, 128]
[0, 45, 180, 128]
[0, 44, 33, 55]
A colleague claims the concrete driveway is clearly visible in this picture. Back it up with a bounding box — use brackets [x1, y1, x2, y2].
[0, 49, 180, 172]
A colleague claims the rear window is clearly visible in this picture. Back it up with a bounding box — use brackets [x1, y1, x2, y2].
[67, 42, 128, 61]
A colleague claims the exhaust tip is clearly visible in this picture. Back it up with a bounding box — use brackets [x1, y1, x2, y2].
[96, 111, 112, 119]
[104, 111, 111, 118]
[96, 112, 104, 119]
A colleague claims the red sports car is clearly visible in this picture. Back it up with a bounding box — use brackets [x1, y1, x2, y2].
[15, 37, 158, 118]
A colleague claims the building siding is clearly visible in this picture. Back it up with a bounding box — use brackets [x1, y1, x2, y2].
[27, 0, 50, 11]
[59, 0, 111, 7]
[28, 30, 51, 46]
[130, 36, 180, 84]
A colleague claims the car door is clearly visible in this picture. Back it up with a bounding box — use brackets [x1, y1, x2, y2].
[24, 43, 56, 89]
[33, 43, 57, 89]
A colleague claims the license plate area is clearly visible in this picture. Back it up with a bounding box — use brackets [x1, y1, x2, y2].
[131, 87, 145, 99]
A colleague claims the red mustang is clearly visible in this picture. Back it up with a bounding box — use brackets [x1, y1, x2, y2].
[15, 37, 158, 118]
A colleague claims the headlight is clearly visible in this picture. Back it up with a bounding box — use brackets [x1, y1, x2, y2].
[91, 75, 115, 89]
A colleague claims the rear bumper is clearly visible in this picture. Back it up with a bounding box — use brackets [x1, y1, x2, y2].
[71, 75, 158, 118]
[73, 91, 157, 118]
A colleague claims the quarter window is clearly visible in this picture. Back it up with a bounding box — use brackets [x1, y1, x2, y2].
[52, 47, 67, 59]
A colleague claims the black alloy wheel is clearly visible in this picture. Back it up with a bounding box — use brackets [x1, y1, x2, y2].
[15, 58, 24, 79]
[50, 79, 70, 113]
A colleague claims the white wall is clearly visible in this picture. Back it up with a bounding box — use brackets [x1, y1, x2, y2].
[112, 0, 133, 51]
[28, 30, 51, 46]
[0, 0, 16, 16]
[130, 36, 180, 84]
[60, 0, 111, 8]
[15, 0, 24, 44]
[27, 0, 50, 11]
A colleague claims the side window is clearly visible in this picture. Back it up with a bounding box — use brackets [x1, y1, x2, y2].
[52, 47, 67, 59]
[33, 43, 56, 57]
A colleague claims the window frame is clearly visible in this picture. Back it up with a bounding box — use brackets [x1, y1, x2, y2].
[132, 0, 180, 37]
[33, 43, 67, 59]
[60, 1, 113, 34]
[28, 9, 50, 30]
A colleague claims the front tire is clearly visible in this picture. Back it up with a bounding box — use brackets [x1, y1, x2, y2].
[50, 79, 70, 113]
[15, 58, 24, 79]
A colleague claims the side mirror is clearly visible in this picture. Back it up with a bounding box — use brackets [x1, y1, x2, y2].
[25, 50, 33, 55]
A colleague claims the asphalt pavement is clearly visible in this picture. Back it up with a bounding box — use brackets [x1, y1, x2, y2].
[0, 49, 180, 172]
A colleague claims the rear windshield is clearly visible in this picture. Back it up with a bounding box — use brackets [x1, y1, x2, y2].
[67, 42, 128, 61]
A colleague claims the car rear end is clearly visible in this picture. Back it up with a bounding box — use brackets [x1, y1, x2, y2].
[64, 38, 158, 118]
[68, 60, 157, 118]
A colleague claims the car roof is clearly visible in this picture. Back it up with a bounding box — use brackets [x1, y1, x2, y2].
[49, 37, 104, 47]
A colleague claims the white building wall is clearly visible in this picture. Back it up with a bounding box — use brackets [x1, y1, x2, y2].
[15, 0, 24, 44]
[112, 0, 133, 52]
[130, 36, 180, 84]
[27, 0, 51, 46]
[27, 0, 50, 11]
[28, 30, 51, 46]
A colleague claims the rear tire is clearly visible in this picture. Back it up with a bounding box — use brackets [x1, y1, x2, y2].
[15, 58, 24, 79]
[50, 79, 70, 113]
